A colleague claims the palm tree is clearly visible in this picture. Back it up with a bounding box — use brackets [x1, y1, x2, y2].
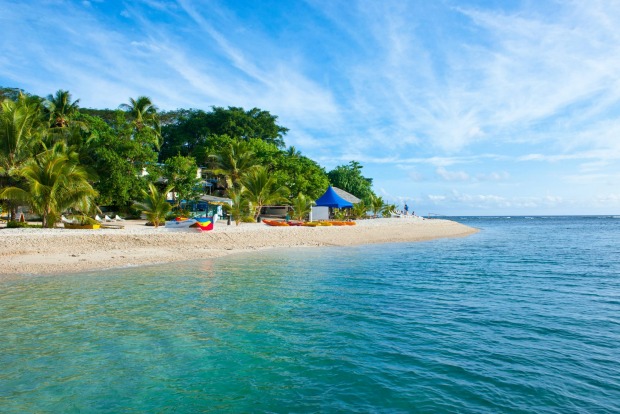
[209, 140, 258, 189]
[290, 193, 314, 221]
[370, 195, 385, 218]
[351, 201, 368, 219]
[0, 95, 46, 220]
[241, 166, 289, 220]
[0, 143, 98, 227]
[119, 96, 161, 148]
[0, 95, 43, 175]
[223, 187, 250, 226]
[134, 183, 172, 228]
[44, 90, 80, 128]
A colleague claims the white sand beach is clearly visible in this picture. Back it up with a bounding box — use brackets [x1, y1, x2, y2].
[0, 217, 477, 279]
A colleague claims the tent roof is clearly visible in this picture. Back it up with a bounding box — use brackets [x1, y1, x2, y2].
[315, 186, 353, 208]
[200, 194, 233, 205]
[332, 186, 361, 204]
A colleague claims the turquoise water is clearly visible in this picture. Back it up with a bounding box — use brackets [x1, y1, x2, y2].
[1, 216, 619, 413]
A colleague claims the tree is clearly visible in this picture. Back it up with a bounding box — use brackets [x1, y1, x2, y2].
[370, 195, 385, 218]
[162, 154, 200, 208]
[223, 187, 250, 226]
[351, 201, 368, 219]
[44, 90, 80, 128]
[0, 143, 98, 227]
[290, 193, 314, 221]
[206, 106, 288, 148]
[85, 112, 158, 210]
[208, 138, 259, 189]
[0, 94, 46, 220]
[134, 183, 172, 227]
[240, 166, 289, 220]
[327, 161, 375, 203]
[273, 153, 329, 200]
[119, 96, 161, 148]
[159, 109, 212, 162]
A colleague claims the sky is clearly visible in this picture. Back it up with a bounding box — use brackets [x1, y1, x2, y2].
[1, 0, 620, 215]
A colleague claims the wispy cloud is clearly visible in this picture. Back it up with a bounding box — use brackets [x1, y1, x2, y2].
[2, 0, 620, 213]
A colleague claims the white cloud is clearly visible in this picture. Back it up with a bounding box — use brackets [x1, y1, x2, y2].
[436, 167, 470, 182]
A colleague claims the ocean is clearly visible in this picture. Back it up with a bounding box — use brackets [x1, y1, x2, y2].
[1, 216, 619, 413]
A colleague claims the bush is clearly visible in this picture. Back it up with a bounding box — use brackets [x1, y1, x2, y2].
[6, 221, 41, 228]
[7, 221, 29, 228]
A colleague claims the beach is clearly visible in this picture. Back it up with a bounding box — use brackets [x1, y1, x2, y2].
[0, 217, 477, 279]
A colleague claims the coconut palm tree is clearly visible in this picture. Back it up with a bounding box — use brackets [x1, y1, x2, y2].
[370, 195, 385, 218]
[290, 193, 314, 221]
[223, 187, 250, 226]
[44, 90, 80, 128]
[0, 95, 44, 175]
[209, 140, 258, 189]
[0, 95, 46, 220]
[0, 143, 98, 227]
[134, 183, 172, 228]
[241, 166, 289, 221]
[119, 96, 161, 148]
[351, 201, 368, 219]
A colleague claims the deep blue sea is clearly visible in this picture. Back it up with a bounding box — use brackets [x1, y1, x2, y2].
[1, 216, 619, 413]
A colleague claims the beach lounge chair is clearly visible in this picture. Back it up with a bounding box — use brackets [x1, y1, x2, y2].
[95, 215, 104, 223]
[114, 215, 125, 222]
[104, 215, 114, 222]
[61, 215, 75, 224]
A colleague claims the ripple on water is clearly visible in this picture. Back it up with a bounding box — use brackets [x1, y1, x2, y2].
[1, 217, 620, 412]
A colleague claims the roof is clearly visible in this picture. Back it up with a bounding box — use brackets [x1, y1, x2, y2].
[332, 186, 361, 204]
[200, 194, 233, 205]
[315, 186, 353, 208]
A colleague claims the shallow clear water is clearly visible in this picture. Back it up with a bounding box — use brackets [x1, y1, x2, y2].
[1, 216, 619, 412]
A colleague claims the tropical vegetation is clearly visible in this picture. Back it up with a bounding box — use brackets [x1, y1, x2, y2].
[0, 85, 388, 227]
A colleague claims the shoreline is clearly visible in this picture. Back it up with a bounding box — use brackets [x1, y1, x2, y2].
[0, 218, 478, 281]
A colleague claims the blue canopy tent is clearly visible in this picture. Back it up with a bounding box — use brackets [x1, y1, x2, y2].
[315, 186, 353, 208]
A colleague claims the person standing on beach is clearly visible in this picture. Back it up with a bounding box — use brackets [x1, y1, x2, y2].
[404, 203, 409, 215]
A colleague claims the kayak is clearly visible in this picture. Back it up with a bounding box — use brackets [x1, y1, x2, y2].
[165, 218, 197, 229]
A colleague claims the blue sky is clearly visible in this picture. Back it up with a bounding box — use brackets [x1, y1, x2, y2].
[1, 0, 619, 215]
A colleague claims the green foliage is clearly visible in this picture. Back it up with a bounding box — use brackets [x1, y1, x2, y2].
[119, 96, 161, 148]
[369, 194, 386, 217]
[134, 183, 172, 228]
[241, 166, 289, 220]
[44, 90, 80, 128]
[290, 193, 314, 221]
[205, 106, 288, 148]
[159, 109, 212, 162]
[272, 152, 329, 200]
[208, 138, 259, 189]
[0, 87, 380, 227]
[0, 94, 44, 176]
[383, 203, 397, 218]
[333, 208, 349, 220]
[162, 155, 200, 207]
[223, 187, 250, 226]
[0, 87, 25, 102]
[328, 161, 375, 203]
[159, 106, 288, 166]
[7, 220, 29, 228]
[0, 143, 98, 227]
[84, 112, 158, 209]
[351, 201, 369, 219]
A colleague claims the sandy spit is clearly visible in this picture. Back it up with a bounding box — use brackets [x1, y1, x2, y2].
[0, 218, 477, 280]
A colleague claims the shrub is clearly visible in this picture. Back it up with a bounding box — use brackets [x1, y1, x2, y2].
[7, 221, 29, 228]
